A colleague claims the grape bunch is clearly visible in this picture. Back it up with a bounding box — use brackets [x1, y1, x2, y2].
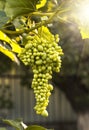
[18, 26, 63, 116]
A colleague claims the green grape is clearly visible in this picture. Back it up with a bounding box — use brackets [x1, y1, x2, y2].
[38, 45, 44, 51]
[25, 43, 32, 49]
[18, 26, 63, 116]
[41, 110, 48, 117]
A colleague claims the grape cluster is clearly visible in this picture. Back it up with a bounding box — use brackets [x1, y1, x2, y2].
[18, 26, 63, 116]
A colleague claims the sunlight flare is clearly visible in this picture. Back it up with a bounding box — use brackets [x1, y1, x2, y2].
[76, 1, 89, 24]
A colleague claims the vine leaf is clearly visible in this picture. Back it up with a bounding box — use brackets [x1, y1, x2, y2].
[5, 0, 39, 18]
[36, 0, 47, 9]
[0, 44, 19, 64]
[78, 24, 89, 39]
[25, 125, 54, 130]
[0, 11, 9, 29]
[0, 31, 22, 53]
[3, 119, 23, 130]
[0, 31, 22, 63]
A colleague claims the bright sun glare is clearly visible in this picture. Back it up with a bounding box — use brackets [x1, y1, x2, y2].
[76, 1, 89, 23]
[69, 0, 89, 39]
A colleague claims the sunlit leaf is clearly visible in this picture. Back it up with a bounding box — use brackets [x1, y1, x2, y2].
[0, 11, 9, 29]
[79, 25, 89, 39]
[21, 122, 27, 129]
[0, 45, 19, 64]
[0, 31, 22, 53]
[36, 0, 47, 9]
[3, 119, 23, 130]
[25, 125, 53, 130]
[5, 0, 39, 18]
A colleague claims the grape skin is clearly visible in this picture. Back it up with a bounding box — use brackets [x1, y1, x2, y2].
[18, 26, 63, 117]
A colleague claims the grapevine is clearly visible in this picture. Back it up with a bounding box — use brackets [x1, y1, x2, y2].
[18, 26, 63, 116]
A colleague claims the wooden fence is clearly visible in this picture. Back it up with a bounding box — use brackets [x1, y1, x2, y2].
[0, 66, 77, 130]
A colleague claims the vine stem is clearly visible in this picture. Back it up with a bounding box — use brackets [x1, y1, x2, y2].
[1, 6, 70, 35]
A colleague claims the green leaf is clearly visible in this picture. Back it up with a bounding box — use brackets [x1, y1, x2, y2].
[0, 45, 19, 64]
[3, 119, 23, 130]
[0, 31, 22, 53]
[0, 127, 7, 130]
[36, 0, 47, 9]
[5, 0, 39, 18]
[79, 25, 89, 39]
[25, 125, 54, 130]
[0, 11, 9, 29]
